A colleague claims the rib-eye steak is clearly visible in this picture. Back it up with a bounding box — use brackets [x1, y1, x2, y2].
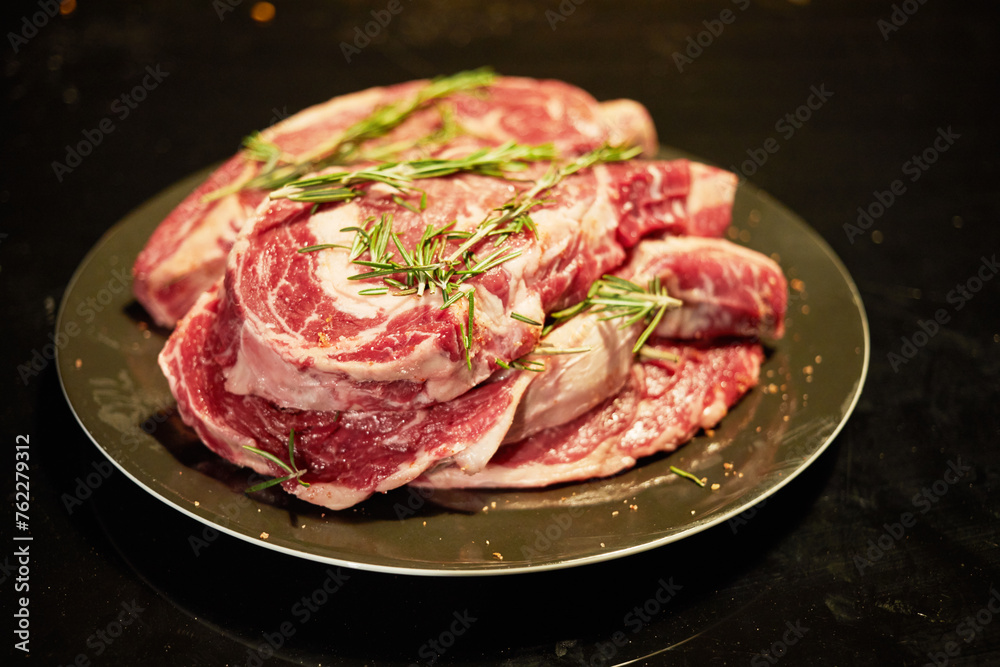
[219, 158, 736, 413]
[133, 74, 658, 328]
[160, 285, 534, 510]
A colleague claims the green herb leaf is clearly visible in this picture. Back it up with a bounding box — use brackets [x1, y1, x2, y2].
[510, 312, 542, 326]
[245, 475, 298, 493]
[242, 429, 310, 493]
[298, 243, 349, 253]
[670, 465, 706, 488]
[242, 445, 295, 476]
[531, 346, 592, 356]
[204, 68, 498, 201]
[293, 142, 644, 372]
[548, 274, 682, 356]
[270, 141, 556, 204]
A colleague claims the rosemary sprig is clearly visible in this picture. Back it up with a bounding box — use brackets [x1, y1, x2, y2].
[269, 141, 556, 203]
[295, 143, 642, 371]
[510, 312, 541, 326]
[243, 132, 283, 169]
[531, 346, 593, 355]
[202, 68, 497, 201]
[493, 344, 593, 374]
[549, 275, 682, 354]
[495, 357, 546, 372]
[295, 143, 638, 278]
[243, 429, 310, 492]
[297, 68, 495, 166]
[445, 144, 642, 261]
[670, 465, 706, 488]
[463, 290, 475, 370]
[351, 104, 464, 164]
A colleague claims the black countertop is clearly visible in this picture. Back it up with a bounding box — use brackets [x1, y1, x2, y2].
[3, 1, 999, 665]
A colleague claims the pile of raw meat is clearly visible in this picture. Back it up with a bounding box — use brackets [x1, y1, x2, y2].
[135, 73, 787, 511]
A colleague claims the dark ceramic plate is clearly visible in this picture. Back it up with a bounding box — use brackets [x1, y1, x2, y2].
[57, 153, 868, 576]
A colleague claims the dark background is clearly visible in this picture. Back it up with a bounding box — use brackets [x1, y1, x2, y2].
[3, 1, 1000, 665]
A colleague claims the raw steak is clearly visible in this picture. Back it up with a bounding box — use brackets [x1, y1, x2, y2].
[159, 237, 778, 506]
[628, 236, 788, 340]
[159, 284, 534, 510]
[160, 268, 768, 507]
[415, 341, 763, 489]
[505, 236, 785, 443]
[133, 76, 659, 327]
[220, 159, 736, 413]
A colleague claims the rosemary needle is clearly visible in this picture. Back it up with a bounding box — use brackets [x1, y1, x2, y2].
[670, 466, 706, 488]
[510, 312, 542, 326]
[243, 429, 310, 492]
